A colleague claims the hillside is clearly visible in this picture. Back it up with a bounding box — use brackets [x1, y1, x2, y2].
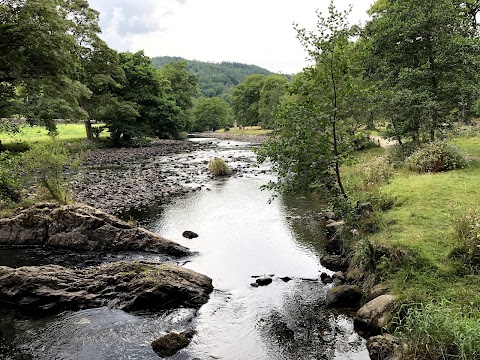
[151, 56, 275, 102]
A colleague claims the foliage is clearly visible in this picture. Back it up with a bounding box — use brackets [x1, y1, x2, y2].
[258, 75, 288, 128]
[258, 2, 365, 200]
[231, 74, 265, 127]
[395, 301, 480, 360]
[21, 138, 82, 203]
[193, 97, 231, 132]
[384, 142, 421, 167]
[405, 141, 469, 173]
[364, 0, 480, 142]
[208, 157, 231, 176]
[0, 151, 21, 205]
[152, 56, 274, 102]
[451, 208, 480, 271]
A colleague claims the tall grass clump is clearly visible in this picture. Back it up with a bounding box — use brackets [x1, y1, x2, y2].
[0, 151, 22, 205]
[406, 141, 469, 173]
[451, 208, 480, 272]
[208, 157, 230, 176]
[395, 301, 480, 360]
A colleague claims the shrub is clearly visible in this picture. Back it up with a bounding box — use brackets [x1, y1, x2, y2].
[405, 141, 469, 173]
[352, 131, 380, 150]
[208, 157, 230, 176]
[385, 142, 420, 167]
[451, 208, 480, 270]
[224, 126, 230, 132]
[395, 301, 480, 360]
[0, 151, 22, 204]
[21, 138, 83, 204]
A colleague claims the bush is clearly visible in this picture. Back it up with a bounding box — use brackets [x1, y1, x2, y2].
[208, 157, 230, 176]
[0, 151, 22, 204]
[385, 142, 420, 167]
[352, 131, 380, 150]
[395, 301, 480, 360]
[21, 138, 83, 204]
[224, 126, 230, 132]
[405, 141, 469, 173]
[451, 208, 480, 270]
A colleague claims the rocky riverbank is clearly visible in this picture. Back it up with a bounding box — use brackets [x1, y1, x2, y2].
[72, 136, 264, 215]
[317, 206, 406, 360]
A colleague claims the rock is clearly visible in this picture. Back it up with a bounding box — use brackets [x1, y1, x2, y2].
[256, 276, 273, 286]
[325, 220, 344, 236]
[331, 271, 345, 283]
[250, 283, 259, 288]
[0, 203, 190, 257]
[368, 284, 389, 301]
[151, 330, 195, 358]
[326, 285, 363, 308]
[320, 272, 332, 284]
[182, 230, 199, 239]
[0, 261, 213, 313]
[357, 202, 374, 218]
[324, 211, 336, 220]
[367, 334, 406, 360]
[279, 276, 292, 282]
[355, 295, 397, 334]
[325, 232, 343, 254]
[320, 255, 348, 272]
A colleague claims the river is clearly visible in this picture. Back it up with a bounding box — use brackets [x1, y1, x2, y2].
[0, 139, 369, 360]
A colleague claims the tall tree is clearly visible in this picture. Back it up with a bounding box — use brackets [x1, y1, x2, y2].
[365, 0, 480, 142]
[231, 74, 265, 126]
[258, 75, 288, 129]
[193, 97, 231, 132]
[259, 2, 361, 199]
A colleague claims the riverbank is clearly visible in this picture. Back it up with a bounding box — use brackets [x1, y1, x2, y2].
[332, 134, 480, 359]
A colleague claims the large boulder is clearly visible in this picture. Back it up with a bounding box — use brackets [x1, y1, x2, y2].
[367, 334, 406, 360]
[0, 203, 190, 257]
[355, 294, 397, 334]
[326, 285, 363, 308]
[0, 261, 213, 313]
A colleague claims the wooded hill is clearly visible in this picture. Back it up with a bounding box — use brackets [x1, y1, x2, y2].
[151, 56, 277, 102]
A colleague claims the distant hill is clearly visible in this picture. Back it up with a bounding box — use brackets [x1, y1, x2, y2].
[151, 56, 275, 102]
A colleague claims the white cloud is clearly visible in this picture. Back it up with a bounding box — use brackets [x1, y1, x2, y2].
[88, 0, 374, 74]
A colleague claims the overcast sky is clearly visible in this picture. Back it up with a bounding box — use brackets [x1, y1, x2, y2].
[87, 0, 375, 74]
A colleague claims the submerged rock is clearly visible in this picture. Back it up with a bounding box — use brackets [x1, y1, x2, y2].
[0, 261, 213, 313]
[256, 276, 273, 286]
[367, 334, 406, 360]
[182, 230, 199, 239]
[0, 203, 190, 257]
[151, 330, 195, 358]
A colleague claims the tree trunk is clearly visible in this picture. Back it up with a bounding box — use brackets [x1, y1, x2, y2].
[84, 119, 94, 141]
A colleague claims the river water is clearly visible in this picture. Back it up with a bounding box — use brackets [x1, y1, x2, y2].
[0, 139, 368, 360]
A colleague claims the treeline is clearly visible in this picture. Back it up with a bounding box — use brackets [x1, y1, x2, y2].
[151, 56, 275, 102]
[0, 0, 197, 145]
[256, 0, 480, 199]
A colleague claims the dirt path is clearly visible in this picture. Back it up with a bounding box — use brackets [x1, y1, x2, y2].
[369, 135, 397, 148]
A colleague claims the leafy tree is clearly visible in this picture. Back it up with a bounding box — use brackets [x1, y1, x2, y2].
[365, 0, 480, 142]
[258, 75, 288, 129]
[231, 74, 266, 126]
[193, 97, 231, 132]
[259, 3, 361, 200]
[158, 61, 198, 133]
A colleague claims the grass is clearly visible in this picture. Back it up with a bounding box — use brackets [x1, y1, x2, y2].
[0, 123, 109, 148]
[345, 135, 480, 359]
[215, 126, 271, 136]
[208, 157, 231, 176]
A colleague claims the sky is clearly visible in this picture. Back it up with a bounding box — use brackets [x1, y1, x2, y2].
[87, 0, 375, 74]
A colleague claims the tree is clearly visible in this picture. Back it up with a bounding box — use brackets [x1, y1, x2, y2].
[193, 97, 231, 132]
[258, 2, 362, 200]
[158, 61, 198, 133]
[258, 75, 288, 129]
[364, 0, 480, 142]
[231, 74, 265, 126]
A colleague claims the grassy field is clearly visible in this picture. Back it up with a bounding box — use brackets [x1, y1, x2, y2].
[215, 126, 271, 136]
[0, 123, 108, 147]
